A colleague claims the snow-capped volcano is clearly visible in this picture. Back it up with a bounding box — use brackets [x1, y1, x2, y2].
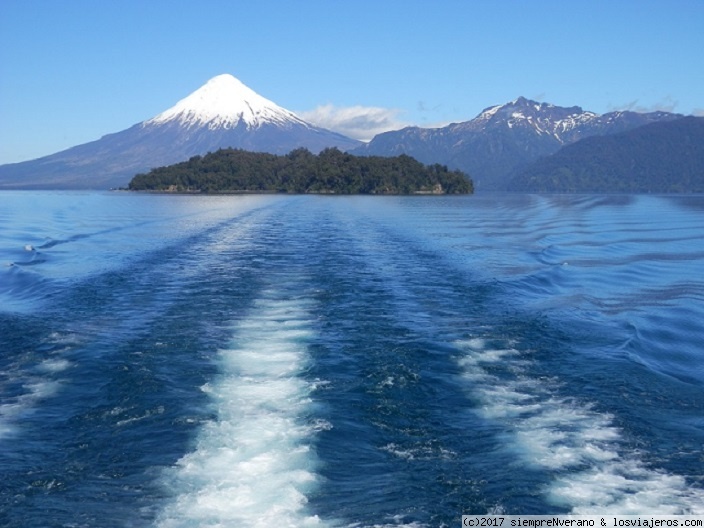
[0, 74, 361, 189]
[146, 74, 309, 130]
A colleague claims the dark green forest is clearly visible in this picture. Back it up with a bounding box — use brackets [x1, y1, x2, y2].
[509, 116, 704, 193]
[128, 147, 473, 194]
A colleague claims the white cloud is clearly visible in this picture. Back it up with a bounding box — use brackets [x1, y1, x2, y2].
[609, 96, 679, 114]
[298, 104, 410, 141]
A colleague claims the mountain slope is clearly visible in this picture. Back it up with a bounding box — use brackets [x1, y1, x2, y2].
[352, 97, 682, 191]
[0, 74, 361, 190]
[509, 116, 704, 193]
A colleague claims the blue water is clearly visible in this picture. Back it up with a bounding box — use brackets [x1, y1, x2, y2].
[1, 191, 703, 526]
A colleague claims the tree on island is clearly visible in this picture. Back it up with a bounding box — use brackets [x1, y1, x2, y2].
[128, 147, 473, 194]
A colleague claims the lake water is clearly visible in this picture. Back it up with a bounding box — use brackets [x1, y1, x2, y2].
[1, 191, 704, 526]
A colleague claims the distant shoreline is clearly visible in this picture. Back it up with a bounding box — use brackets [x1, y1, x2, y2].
[122, 188, 466, 196]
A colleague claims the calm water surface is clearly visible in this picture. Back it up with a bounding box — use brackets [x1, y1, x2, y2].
[1, 191, 703, 526]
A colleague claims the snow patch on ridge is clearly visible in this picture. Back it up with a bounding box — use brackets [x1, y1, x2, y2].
[478, 104, 502, 121]
[146, 74, 310, 130]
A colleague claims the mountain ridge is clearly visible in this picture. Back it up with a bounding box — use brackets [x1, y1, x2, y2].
[351, 97, 683, 191]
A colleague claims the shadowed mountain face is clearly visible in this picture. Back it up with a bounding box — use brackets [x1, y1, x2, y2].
[0, 75, 361, 190]
[352, 97, 682, 191]
[509, 116, 704, 193]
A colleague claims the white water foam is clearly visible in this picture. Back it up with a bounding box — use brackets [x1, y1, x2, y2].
[0, 378, 62, 439]
[36, 358, 72, 373]
[156, 293, 332, 528]
[0, 335, 74, 440]
[457, 338, 704, 514]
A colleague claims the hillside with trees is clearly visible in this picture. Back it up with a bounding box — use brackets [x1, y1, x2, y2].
[509, 117, 704, 193]
[128, 147, 473, 194]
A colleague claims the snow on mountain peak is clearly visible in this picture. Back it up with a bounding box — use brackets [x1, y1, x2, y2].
[468, 96, 605, 141]
[145, 74, 309, 130]
[479, 97, 545, 121]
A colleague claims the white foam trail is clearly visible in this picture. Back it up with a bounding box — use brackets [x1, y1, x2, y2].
[0, 331, 77, 440]
[37, 358, 72, 373]
[0, 379, 62, 439]
[156, 293, 332, 528]
[457, 338, 704, 514]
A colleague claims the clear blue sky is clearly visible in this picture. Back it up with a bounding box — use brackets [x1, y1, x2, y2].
[1, 0, 703, 164]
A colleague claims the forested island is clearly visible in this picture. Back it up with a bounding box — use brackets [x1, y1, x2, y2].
[128, 147, 473, 194]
